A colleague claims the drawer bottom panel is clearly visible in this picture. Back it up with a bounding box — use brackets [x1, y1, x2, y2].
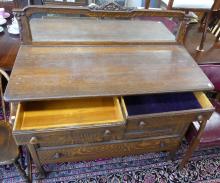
[38, 137, 180, 164]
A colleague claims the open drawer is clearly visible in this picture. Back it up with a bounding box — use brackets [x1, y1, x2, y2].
[121, 92, 214, 138]
[13, 97, 125, 146]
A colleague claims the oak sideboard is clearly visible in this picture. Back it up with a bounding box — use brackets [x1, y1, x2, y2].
[4, 3, 214, 176]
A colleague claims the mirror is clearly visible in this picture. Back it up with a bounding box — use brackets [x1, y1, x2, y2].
[29, 10, 179, 43]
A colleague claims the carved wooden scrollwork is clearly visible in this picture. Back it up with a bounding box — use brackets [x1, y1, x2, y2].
[88, 1, 135, 11]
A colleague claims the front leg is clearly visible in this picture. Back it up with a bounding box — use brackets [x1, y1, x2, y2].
[179, 115, 207, 169]
[27, 144, 46, 178]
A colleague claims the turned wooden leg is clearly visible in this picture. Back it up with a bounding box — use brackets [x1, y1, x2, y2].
[179, 116, 207, 169]
[28, 0, 34, 5]
[145, 0, 150, 9]
[197, 12, 212, 52]
[167, 0, 174, 10]
[14, 158, 30, 183]
[199, 13, 206, 31]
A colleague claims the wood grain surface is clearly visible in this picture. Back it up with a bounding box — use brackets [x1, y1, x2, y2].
[4, 45, 213, 102]
[13, 121, 125, 146]
[37, 136, 180, 163]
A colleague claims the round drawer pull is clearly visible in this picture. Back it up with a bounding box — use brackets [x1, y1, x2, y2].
[160, 141, 165, 148]
[139, 121, 146, 128]
[30, 137, 38, 144]
[53, 152, 62, 159]
[104, 129, 111, 136]
[197, 115, 203, 122]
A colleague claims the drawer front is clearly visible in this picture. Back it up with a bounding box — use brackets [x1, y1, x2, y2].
[13, 124, 125, 146]
[37, 137, 180, 164]
[125, 111, 213, 139]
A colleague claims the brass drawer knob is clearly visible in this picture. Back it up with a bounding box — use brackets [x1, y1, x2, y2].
[53, 152, 62, 159]
[30, 137, 38, 144]
[139, 121, 146, 128]
[197, 115, 203, 122]
[104, 129, 111, 136]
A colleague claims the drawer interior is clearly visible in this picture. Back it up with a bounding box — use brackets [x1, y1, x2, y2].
[122, 92, 212, 116]
[14, 97, 124, 130]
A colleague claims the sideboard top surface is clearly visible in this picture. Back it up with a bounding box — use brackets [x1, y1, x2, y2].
[4, 44, 213, 102]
